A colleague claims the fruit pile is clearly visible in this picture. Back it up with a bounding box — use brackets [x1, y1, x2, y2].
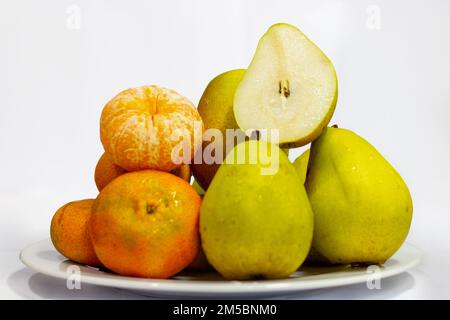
[50, 23, 413, 280]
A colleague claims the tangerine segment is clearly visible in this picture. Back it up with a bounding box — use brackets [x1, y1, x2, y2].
[95, 152, 192, 191]
[100, 85, 203, 172]
[50, 199, 102, 267]
[90, 170, 201, 279]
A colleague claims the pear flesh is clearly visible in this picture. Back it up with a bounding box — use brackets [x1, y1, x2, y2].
[305, 127, 413, 264]
[234, 23, 338, 147]
[200, 140, 314, 280]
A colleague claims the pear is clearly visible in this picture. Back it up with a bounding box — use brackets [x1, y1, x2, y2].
[192, 179, 205, 196]
[305, 127, 413, 264]
[293, 148, 335, 265]
[293, 149, 334, 265]
[293, 149, 310, 184]
[234, 23, 338, 147]
[200, 140, 313, 280]
[192, 69, 246, 190]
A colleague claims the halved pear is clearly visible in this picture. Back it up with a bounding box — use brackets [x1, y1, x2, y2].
[234, 23, 338, 147]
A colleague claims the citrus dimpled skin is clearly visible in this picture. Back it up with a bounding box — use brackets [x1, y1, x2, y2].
[90, 170, 201, 279]
[50, 199, 102, 267]
[95, 153, 127, 191]
[100, 85, 203, 172]
[94, 152, 192, 191]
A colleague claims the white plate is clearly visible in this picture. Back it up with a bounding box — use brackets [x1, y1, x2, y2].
[20, 239, 421, 298]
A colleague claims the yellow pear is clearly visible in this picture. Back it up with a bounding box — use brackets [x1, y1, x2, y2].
[192, 69, 246, 190]
[305, 127, 413, 264]
[201, 140, 313, 279]
[293, 149, 310, 184]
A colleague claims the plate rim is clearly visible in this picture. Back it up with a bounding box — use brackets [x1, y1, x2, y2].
[20, 239, 422, 295]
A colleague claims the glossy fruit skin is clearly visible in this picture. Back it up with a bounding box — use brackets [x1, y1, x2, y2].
[90, 170, 201, 279]
[100, 85, 203, 172]
[191, 69, 246, 190]
[305, 127, 413, 264]
[200, 140, 313, 280]
[233, 23, 338, 148]
[50, 199, 102, 267]
[95, 153, 127, 191]
[95, 152, 191, 191]
[292, 149, 332, 265]
[293, 149, 310, 184]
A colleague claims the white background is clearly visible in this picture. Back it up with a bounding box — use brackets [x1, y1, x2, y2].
[1, 0, 449, 299]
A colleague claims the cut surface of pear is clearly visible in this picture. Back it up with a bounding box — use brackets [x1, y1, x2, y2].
[234, 23, 338, 147]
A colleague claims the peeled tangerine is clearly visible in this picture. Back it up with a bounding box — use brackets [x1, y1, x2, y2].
[200, 140, 313, 280]
[100, 85, 203, 172]
[234, 23, 338, 147]
[50, 199, 101, 267]
[305, 127, 413, 264]
[90, 170, 201, 279]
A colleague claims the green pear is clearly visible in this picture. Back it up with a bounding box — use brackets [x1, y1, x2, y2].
[293, 149, 310, 184]
[234, 23, 338, 148]
[191, 179, 205, 196]
[305, 127, 413, 264]
[192, 69, 246, 190]
[293, 149, 331, 265]
[293, 149, 334, 265]
[200, 140, 313, 280]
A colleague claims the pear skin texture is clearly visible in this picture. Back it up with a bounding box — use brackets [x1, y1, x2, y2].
[293, 149, 310, 184]
[293, 149, 332, 265]
[200, 140, 314, 280]
[305, 127, 413, 264]
[191, 69, 246, 190]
